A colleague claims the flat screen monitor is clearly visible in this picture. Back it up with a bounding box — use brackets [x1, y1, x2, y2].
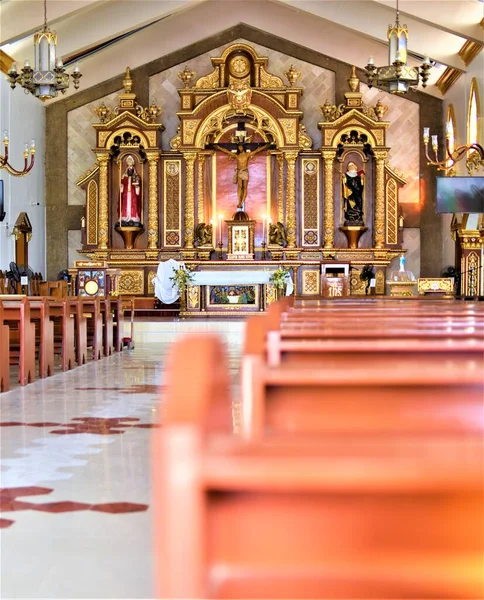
[436, 176, 484, 213]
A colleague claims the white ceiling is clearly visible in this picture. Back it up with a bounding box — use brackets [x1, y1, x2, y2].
[1, 0, 482, 101]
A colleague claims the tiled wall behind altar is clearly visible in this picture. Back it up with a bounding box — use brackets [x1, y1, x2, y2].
[361, 82, 419, 205]
[149, 38, 336, 151]
[67, 90, 122, 206]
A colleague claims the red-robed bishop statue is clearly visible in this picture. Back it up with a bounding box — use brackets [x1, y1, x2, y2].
[119, 155, 142, 225]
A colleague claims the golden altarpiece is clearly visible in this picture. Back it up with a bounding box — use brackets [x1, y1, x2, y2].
[74, 44, 408, 309]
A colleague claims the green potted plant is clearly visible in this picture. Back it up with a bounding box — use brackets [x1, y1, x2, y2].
[170, 266, 195, 313]
[269, 266, 290, 300]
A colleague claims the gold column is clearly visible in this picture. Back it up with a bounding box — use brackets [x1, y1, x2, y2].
[322, 150, 336, 249]
[276, 153, 284, 222]
[146, 151, 160, 249]
[183, 152, 197, 248]
[284, 151, 298, 249]
[197, 154, 207, 224]
[374, 150, 387, 249]
[97, 152, 110, 250]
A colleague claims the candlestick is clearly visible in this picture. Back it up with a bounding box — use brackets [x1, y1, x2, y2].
[262, 215, 266, 242]
[218, 214, 223, 242]
[261, 241, 267, 260]
[217, 240, 223, 260]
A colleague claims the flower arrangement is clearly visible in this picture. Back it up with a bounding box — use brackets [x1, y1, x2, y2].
[269, 266, 289, 291]
[170, 266, 195, 293]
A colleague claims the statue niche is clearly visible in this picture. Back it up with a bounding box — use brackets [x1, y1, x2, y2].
[114, 152, 144, 250]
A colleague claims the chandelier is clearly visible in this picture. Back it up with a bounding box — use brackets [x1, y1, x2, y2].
[1, 131, 35, 177]
[423, 126, 484, 175]
[6, 0, 82, 100]
[364, 0, 431, 94]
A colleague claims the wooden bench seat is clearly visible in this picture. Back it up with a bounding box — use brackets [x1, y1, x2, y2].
[1, 297, 36, 385]
[0, 302, 10, 391]
[47, 298, 76, 371]
[27, 297, 55, 378]
[154, 334, 484, 600]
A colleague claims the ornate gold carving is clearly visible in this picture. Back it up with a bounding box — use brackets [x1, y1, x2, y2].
[302, 159, 319, 247]
[349, 267, 366, 295]
[197, 154, 207, 224]
[375, 270, 385, 295]
[324, 128, 338, 146]
[122, 67, 133, 93]
[284, 65, 301, 87]
[288, 94, 298, 109]
[118, 270, 144, 295]
[319, 101, 344, 123]
[302, 270, 319, 295]
[93, 102, 113, 124]
[147, 270, 156, 296]
[187, 285, 200, 309]
[227, 82, 252, 113]
[276, 154, 284, 223]
[96, 152, 110, 250]
[280, 119, 297, 144]
[298, 124, 313, 150]
[164, 160, 181, 246]
[183, 120, 200, 145]
[170, 126, 182, 151]
[178, 66, 196, 88]
[145, 131, 157, 147]
[386, 178, 398, 245]
[183, 152, 197, 248]
[182, 95, 191, 109]
[322, 150, 336, 248]
[265, 283, 278, 306]
[147, 152, 160, 249]
[98, 131, 110, 147]
[77, 164, 99, 186]
[370, 129, 385, 146]
[418, 278, 454, 294]
[195, 69, 220, 89]
[373, 150, 387, 249]
[284, 152, 299, 248]
[87, 180, 98, 245]
[260, 67, 284, 88]
[229, 55, 251, 78]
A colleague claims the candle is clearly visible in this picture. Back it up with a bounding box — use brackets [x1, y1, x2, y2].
[431, 134, 438, 149]
[218, 214, 223, 243]
[367, 56, 375, 66]
[262, 215, 266, 242]
[423, 127, 430, 142]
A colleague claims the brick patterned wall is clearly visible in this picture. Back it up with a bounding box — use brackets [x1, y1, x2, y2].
[361, 82, 420, 205]
[67, 90, 121, 206]
[149, 39, 335, 151]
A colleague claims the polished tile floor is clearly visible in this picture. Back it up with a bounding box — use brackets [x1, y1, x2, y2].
[0, 320, 245, 599]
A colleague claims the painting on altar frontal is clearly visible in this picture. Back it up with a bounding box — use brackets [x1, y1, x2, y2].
[209, 285, 257, 305]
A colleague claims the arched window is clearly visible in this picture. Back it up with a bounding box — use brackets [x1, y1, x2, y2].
[467, 78, 481, 146]
[446, 104, 456, 171]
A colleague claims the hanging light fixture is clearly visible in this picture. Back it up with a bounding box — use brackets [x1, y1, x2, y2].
[364, 0, 431, 94]
[7, 0, 82, 100]
[1, 131, 35, 177]
[422, 126, 484, 174]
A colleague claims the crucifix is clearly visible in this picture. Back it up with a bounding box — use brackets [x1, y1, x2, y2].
[207, 122, 275, 209]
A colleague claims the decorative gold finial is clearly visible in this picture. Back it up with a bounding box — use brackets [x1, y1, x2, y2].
[284, 64, 301, 87]
[123, 67, 133, 93]
[348, 66, 359, 93]
[178, 65, 195, 88]
[141, 102, 162, 123]
[373, 99, 388, 121]
[93, 101, 112, 124]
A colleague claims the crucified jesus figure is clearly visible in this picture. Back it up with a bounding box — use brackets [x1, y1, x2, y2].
[213, 142, 272, 209]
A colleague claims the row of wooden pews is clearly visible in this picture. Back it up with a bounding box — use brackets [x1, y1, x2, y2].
[154, 296, 484, 599]
[0, 295, 128, 392]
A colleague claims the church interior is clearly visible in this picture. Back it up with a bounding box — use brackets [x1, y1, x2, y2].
[0, 0, 483, 598]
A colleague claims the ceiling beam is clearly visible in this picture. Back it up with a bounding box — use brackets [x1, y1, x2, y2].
[1, 0, 206, 67]
[371, 0, 484, 45]
[274, 0, 468, 71]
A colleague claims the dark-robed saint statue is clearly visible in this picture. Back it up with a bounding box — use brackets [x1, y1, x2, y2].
[342, 161, 364, 225]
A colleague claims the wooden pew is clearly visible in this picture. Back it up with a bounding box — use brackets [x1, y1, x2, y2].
[154, 335, 484, 599]
[80, 297, 102, 361]
[100, 297, 114, 357]
[110, 296, 124, 352]
[28, 297, 54, 378]
[0, 297, 36, 385]
[47, 298, 76, 371]
[0, 302, 10, 391]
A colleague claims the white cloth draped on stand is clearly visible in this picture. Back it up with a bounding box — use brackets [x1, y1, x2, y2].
[152, 260, 294, 304]
[152, 259, 184, 304]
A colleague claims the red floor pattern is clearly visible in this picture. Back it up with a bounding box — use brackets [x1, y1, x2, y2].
[0, 417, 161, 435]
[0, 487, 148, 528]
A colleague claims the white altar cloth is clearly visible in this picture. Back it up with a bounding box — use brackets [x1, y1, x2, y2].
[152, 260, 293, 304]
